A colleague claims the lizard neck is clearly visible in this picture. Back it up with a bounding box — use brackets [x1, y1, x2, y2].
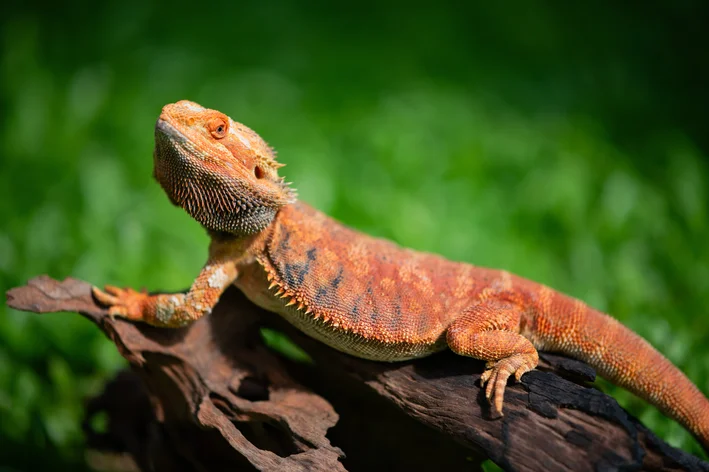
[206, 203, 297, 263]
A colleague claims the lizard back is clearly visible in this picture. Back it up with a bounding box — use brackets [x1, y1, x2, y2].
[248, 202, 496, 361]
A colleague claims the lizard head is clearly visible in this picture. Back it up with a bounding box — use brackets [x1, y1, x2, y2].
[153, 100, 296, 236]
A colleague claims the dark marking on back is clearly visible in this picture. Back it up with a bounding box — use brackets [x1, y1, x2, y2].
[314, 287, 329, 307]
[283, 262, 308, 287]
[349, 295, 363, 325]
[365, 283, 378, 324]
[298, 248, 315, 281]
[278, 228, 292, 252]
[331, 266, 344, 289]
[306, 248, 317, 261]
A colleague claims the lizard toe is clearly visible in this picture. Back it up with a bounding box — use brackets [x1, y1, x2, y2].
[480, 367, 493, 385]
[103, 284, 126, 297]
[513, 362, 535, 382]
[92, 286, 119, 306]
[93, 285, 148, 320]
[108, 305, 129, 318]
[481, 353, 538, 416]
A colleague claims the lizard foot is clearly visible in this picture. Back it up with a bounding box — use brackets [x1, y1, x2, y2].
[480, 353, 537, 416]
[92, 285, 149, 320]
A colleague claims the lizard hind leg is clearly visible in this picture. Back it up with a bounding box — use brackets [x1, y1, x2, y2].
[446, 298, 539, 416]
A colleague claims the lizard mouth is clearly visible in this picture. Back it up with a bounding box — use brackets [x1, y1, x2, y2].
[155, 118, 185, 142]
[155, 119, 196, 158]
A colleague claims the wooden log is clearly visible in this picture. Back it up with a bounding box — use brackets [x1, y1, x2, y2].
[6, 276, 708, 472]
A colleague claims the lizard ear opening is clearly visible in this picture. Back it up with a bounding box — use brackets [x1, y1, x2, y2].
[254, 166, 265, 179]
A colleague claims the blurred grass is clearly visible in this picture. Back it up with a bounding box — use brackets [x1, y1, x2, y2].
[1, 0, 708, 468]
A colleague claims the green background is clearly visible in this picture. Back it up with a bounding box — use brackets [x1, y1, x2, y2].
[1, 0, 708, 469]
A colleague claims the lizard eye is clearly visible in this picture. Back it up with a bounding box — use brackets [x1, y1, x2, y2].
[208, 117, 228, 139]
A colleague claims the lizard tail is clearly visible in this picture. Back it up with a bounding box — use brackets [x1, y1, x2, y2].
[533, 291, 709, 452]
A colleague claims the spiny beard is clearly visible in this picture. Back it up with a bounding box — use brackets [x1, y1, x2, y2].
[153, 141, 294, 236]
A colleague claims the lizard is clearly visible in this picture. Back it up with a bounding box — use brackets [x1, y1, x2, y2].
[93, 100, 709, 451]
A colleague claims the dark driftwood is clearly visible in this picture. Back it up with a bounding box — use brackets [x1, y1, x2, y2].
[6, 276, 709, 472]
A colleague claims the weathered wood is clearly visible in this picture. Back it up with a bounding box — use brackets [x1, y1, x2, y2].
[6, 276, 709, 472]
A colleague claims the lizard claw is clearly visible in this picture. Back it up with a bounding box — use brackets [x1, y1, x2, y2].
[479, 354, 536, 417]
[92, 285, 148, 320]
[92, 285, 120, 305]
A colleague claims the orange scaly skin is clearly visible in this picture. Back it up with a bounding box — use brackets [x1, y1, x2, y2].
[93, 100, 709, 452]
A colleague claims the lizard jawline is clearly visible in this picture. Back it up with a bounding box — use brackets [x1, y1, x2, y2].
[153, 123, 280, 236]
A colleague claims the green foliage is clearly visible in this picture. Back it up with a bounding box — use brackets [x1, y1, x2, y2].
[260, 328, 313, 365]
[482, 459, 505, 472]
[1, 0, 708, 468]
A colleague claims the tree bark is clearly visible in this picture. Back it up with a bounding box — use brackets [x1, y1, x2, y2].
[6, 276, 708, 472]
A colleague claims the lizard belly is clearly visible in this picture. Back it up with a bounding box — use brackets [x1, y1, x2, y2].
[275, 302, 446, 362]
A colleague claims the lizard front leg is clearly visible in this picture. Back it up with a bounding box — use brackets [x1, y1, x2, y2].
[92, 258, 238, 328]
[446, 294, 538, 416]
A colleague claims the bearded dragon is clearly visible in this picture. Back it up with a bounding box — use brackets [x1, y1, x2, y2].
[93, 100, 709, 451]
